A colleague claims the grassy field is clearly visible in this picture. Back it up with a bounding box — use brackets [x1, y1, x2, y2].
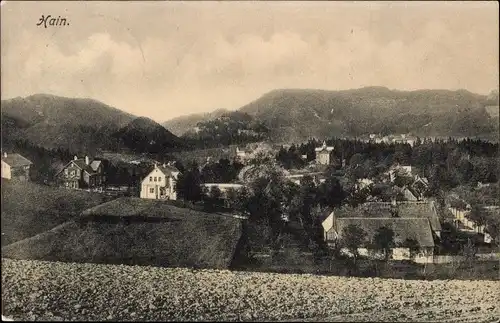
[2, 198, 243, 269]
[3, 258, 499, 322]
[1, 179, 115, 246]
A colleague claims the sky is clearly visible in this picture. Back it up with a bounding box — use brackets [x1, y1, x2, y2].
[1, 1, 498, 122]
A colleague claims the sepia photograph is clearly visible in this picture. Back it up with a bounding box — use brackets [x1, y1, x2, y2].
[1, 0, 499, 321]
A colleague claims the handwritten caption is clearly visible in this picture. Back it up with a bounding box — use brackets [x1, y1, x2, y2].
[37, 15, 69, 28]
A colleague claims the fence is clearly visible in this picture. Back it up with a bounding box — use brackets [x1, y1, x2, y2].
[414, 253, 500, 264]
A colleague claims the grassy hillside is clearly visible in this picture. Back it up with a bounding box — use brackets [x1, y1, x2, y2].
[2, 198, 243, 269]
[1, 180, 114, 246]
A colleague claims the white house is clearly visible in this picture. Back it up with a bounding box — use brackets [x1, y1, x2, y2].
[140, 163, 180, 200]
[314, 141, 334, 165]
[388, 164, 413, 182]
[1, 152, 33, 181]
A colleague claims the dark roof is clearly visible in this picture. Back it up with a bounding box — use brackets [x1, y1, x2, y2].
[1, 153, 33, 167]
[334, 201, 442, 232]
[335, 217, 435, 248]
[56, 158, 102, 177]
[72, 159, 99, 175]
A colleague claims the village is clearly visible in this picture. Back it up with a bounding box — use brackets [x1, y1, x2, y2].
[2, 135, 498, 269]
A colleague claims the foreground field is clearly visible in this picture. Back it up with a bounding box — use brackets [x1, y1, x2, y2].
[2, 259, 500, 322]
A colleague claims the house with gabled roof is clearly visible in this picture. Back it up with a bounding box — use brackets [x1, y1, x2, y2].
[55, 155, 105, 189]
[322, 201, 441, 260]
[327, 217, 435, 260]
[140, 163, 181, 200]
[1, 152, 33, 181]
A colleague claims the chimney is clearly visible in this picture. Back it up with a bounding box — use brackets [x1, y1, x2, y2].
[74, 156, 78, 160]
[85, 156, 90, 165]
[3, 152, 7, 158]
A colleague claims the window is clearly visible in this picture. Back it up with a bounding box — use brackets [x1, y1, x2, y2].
[149, 188, 154, 193]
[64, 169, 68, 175]
[154, 177, 157, 182]
[158, 177, 162, 182]
[149, 176, 152, 182]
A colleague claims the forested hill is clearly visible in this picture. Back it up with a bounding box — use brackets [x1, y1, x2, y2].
[163, 87, 499, 144]
[1, 94, 184, 154]
[238, 87, 499, 143]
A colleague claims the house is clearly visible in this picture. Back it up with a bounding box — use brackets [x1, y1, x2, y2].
[323, 217, 435, 260]
[314, 141, 334, 165]
[55, 156, 106, 189]
[388, 164, 413, 182]
[1, 152, 33, 181]
[356, 178, 374, 190]
[140, 163, 180, 200]
[285, 172, 325, 186]
[234, 146, 253, 163]
[448, 204, 496, 243]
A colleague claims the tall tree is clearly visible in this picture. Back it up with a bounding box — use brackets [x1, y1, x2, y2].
[340, 224, 367, 270]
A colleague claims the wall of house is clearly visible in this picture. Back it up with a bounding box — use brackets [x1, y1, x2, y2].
[59, 163, 82, 188]
[11, 166, 30, 181]
[1, 161, 12, 179]
[316, 152, 330, 165]
[449, 207, 487, 234]
[140, 168, 177, 200]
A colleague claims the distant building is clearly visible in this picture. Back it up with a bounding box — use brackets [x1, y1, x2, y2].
[1, 152, 33, 181]
[356, 178, 374, 190]
[388, 164, 413, 182]
[314, 141, 334, 165]
[140, 163, 180, 200]
[55, 156, 105, 189]
[285, 173, 325, 186]
[449, 205, 497, 243]
[200, 183, 244, 197]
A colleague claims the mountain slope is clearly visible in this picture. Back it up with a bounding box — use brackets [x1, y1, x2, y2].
[237, 87, 499, 142]
[112, 117, 184, 153]
[1, 94, 136, 151]
[162, 109, 229, 136]
[1, 94, 183, 154]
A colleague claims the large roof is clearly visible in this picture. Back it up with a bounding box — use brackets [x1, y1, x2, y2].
[1, 153, 32, 168]
[71, 159, 99, 175]
[333, 201, 442, 232]
[335, 217, 435, 248]
[55, 158, 103, 177]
